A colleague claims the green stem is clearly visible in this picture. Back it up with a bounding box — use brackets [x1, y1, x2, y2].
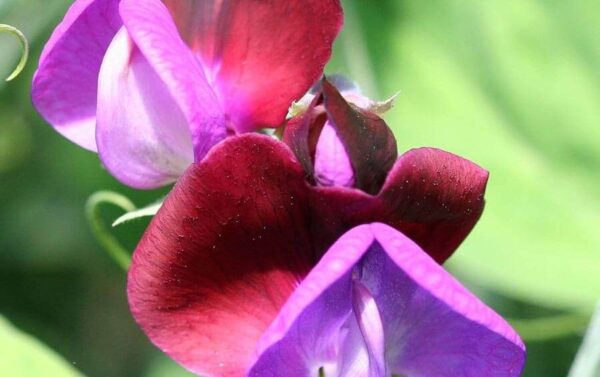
[508, 313, 590, 342]
[85, 191, 136, 271]
[0, 24, 29, 81]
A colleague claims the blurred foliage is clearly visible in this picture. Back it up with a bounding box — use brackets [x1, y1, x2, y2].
[331, 0, 600, 312]
[1, 0, 599, 376]
[0, 316, 82, 376]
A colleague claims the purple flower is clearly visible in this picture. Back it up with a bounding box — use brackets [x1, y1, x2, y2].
[126, 87, 524, 374]
[249, 223, 525, 376]
[32, 0, 343, 188]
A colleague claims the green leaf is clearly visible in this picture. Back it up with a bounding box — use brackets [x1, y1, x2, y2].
[568, 303, 600, 377]
[338, 0, 600, 311]
[112, 198, 163, 227]
[0, 316, 84, 376]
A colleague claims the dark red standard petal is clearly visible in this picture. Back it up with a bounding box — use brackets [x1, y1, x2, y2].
[128, 135, 314, 376]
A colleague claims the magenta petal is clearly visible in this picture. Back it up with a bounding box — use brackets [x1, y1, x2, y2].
[119, 0, 227, 162]
[96, 29, 194, 189]
[165, 0, 343, 132]
[128, 134, 314, 376]
[32, 0, 121, 151]
[249, 224, 525, 377]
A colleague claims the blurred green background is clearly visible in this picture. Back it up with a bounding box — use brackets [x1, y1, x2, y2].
[1, 0, 599, 376]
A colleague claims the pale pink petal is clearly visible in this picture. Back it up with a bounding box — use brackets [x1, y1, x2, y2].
[119, 0, 227, 162]
[96, 29, 193, 189]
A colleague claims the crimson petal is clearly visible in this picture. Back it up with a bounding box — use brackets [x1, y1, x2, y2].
[379, 147, 489, 263]
[163, 0, 343, 132]
[310, 147, 488, 263]
[128, 135, 314, 376]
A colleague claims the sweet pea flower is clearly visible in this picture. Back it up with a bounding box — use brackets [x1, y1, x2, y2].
[126, 85, 526, 375]
[32, 0, 343, 188]
[128, 133, 524, 376]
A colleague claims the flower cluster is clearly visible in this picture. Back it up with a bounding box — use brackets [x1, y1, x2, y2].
[33, 0, 526, 376]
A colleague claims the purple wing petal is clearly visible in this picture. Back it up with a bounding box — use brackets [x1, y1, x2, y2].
[96, 29, 194, 189]
[119, 0, 227, 162]
[250, 223, 525, 377]
[128, 134, 315, 376]
[164, 0, 343, 132]
[32, 0, 121, 151]
[248, 225, 377, 377]
[370, 223, 525, 376]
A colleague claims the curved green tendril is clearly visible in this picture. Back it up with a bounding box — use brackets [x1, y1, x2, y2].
[0, 24, 29, 82]
[85, 191, 136, 271]
[508, 313, 590, 342]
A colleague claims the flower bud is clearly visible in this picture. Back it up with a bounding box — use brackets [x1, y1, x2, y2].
[284, 77, 398, 195]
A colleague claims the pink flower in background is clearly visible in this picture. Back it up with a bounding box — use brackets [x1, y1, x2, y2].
[32, 0, 343, 188]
